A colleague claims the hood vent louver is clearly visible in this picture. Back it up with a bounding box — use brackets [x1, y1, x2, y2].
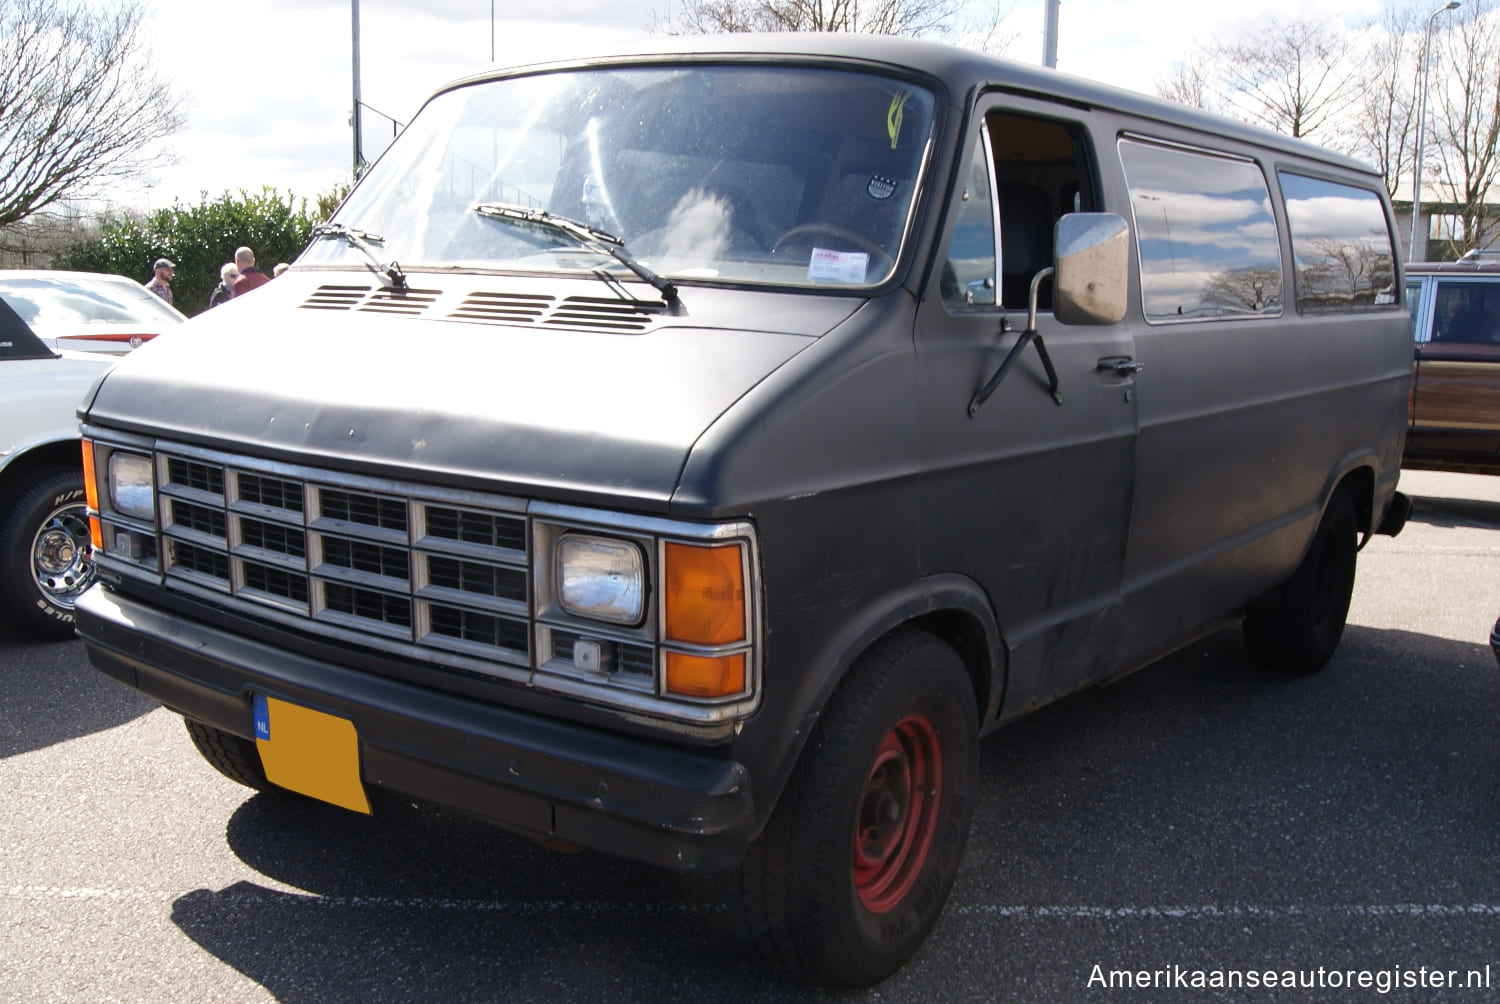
[300, 284, 441, 317]
[450, 291, 555, 325]
[302, 285, 665, 333]
[359, 287, 441, 316]
[543, 296, 664, 332]
[302, 285, 372, 310]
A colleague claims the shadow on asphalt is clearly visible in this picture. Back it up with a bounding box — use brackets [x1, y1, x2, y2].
[0, 625, 156, 758]
[168, 624, 1500, 1002]
[1407, 492, 1500, 530]
[171, 791, 792, 1002]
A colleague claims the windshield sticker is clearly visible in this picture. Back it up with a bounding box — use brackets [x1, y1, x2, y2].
[887, 90, 911, 149]
[868, 175, 897, 200]
[809, 247, 870, 284]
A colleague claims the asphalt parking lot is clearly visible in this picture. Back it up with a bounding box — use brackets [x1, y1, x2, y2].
[2, 469, 1498, 1002]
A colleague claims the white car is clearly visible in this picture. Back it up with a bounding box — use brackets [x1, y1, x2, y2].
[0, 269, 186, 354]
[0, 297, 114, 637]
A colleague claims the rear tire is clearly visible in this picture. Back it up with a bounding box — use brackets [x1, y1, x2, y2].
[0, 468, 95, 640]
[1243, 487, 1358, 675]
[184, 718, 275, 792]
[727, 628, 979, 988]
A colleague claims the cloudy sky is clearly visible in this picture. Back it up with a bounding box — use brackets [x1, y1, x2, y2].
[128, 0, 1391, 211]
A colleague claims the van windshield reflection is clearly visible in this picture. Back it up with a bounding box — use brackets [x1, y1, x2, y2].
[302, 66, 936, 291]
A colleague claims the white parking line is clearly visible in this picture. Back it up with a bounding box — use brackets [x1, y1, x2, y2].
[9, 885, 1500, 919]
[954, 904, 1500, 919]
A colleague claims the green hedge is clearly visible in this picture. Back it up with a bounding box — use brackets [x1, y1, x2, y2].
[54, 189, 322, 316]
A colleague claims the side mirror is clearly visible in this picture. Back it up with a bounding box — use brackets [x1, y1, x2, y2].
[1054, 213, 1129, 326]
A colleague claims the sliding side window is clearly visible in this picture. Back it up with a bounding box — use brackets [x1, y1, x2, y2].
[1278, 172, 1398, 313]
[1119, 138, 1282, 323]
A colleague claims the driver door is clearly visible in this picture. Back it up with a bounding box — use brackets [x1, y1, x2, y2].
[914, 101, 1139, 719]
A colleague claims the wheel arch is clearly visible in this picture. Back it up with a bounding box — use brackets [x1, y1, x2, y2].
[757, 573, 1005, 835]
[0, 438, 85, 512]
[1334, 462, 1375, 535]
[807, 572, 1003, 732]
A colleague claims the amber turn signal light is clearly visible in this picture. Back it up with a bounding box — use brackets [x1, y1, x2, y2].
[663, 541, 746, 645]
[664, 651, 746, 699]
[81, 440, 103, 549]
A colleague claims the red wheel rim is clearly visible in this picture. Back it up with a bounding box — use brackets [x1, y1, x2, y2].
[852, 713, 942, 914]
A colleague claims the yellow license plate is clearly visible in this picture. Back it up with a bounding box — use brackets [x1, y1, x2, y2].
[253, 694, 371, 814]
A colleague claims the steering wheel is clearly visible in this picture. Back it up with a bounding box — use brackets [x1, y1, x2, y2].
[771, 222, 892, 266]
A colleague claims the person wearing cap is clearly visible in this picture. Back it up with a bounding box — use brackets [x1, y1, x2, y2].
[144, 258, 175, 305]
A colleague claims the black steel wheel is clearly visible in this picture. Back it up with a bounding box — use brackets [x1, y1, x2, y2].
[727, 628, 979, 988]
[1244, 487, 1359, 675]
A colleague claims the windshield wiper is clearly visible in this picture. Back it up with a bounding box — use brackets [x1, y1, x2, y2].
[311, 223, 408, 289]
[472, 202, 677, 304]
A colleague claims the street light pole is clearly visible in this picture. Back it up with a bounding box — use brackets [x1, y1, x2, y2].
[1409, 0, 1460, 262]
[352, 0, 364, 177]
[1042, 0, 1060, 69]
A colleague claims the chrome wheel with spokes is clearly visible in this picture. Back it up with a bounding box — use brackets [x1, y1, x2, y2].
[1, 468, 94, 639]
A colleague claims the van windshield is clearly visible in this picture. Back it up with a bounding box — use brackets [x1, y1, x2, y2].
[303, 65, 937, 290]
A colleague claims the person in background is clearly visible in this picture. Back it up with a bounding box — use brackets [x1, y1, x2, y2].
[143, 258, 175, 305]
[231, 246, 270, 296]
[272, 262, 290, 277]
[208, 263, 239, 309]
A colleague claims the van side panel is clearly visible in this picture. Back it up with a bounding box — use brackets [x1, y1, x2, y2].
[1093, 115, 1410, 668]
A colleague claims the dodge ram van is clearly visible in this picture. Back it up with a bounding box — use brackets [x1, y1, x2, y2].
[75, 34, 1412, 988]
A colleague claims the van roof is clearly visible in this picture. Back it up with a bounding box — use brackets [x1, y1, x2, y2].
[440, 33, 1380, 181]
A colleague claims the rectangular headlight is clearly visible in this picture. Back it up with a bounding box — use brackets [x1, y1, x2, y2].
[108, 452, 155, 520]
[557, 534, 645, 625]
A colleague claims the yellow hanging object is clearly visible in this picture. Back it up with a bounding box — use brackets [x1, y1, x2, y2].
[888, 90, 911, 150]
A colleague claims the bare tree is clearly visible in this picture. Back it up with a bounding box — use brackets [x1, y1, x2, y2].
[1428, 0, 1500, 257]
[1350, 2, 1422, 200]
[651, 0, 965, 38]
[956, 0, 1021, 57]
[1154, 16, 1360, 145]
[0, 0, 182, 232]
[1155, 56, 1220, 114]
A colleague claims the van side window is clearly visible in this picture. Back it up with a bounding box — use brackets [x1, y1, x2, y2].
[986, 112, 1094, 310]
[1118, 138, 1283, 322]
[941, 132, 998, 306]
[1278, 172, 1398, 313]
[1433, 280, 1500, 344]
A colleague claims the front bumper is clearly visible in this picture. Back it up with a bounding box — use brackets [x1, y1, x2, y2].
[75, 586, 756, 872]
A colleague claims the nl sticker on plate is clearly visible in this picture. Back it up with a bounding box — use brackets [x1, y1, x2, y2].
[808, 247, 869, 284]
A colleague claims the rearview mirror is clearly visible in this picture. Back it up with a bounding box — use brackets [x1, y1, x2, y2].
[1054, 213, 1129, 326]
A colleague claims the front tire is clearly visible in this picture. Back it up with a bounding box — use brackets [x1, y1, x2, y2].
[0, 468, 95, 639]
[728, 628, 979, 988]
[1243, 486, 1358, 675]
[184, 718, 275, 792]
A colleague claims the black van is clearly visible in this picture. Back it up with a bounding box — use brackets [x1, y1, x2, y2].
[75, 34, 1412, 988]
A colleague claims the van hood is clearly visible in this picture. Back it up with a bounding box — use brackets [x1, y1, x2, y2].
[83, 275, 855, 508]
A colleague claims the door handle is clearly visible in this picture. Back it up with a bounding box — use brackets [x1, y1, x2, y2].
[1097, 356, 1143, 376]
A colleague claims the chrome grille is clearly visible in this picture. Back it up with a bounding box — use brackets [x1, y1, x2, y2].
[239, 473, 303, 513]
[167, 457, 223, 495]
[424, 505, 527, 551]
[152, 449, 531, 671]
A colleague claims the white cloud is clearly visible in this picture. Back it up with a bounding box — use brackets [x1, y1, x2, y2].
[119, 0, 1387, 212]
